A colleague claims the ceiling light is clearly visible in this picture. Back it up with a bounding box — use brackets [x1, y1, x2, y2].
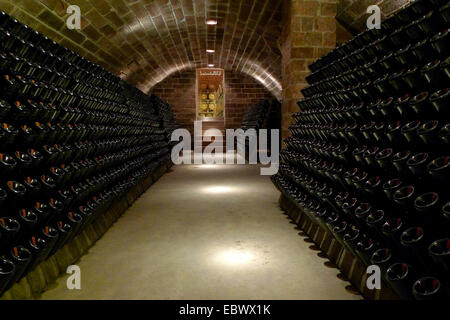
[206, 19, 217, 25]
[206, 49, 215, 53]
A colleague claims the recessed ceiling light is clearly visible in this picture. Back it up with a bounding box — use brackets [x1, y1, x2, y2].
[208, 64, 214, 67]
[206, 19, 217, 25]
[206, 49, 215, 53]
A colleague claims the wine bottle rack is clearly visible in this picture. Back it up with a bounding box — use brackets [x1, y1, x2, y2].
[272, 0, 450, 300]
[0, 11, 177, 295]
[238, 100, 281, 158]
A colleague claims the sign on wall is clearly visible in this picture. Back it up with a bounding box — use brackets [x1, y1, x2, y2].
[196, 68, 225, 119]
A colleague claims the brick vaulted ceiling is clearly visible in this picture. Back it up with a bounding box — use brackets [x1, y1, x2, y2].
[1, 0, 283, 99]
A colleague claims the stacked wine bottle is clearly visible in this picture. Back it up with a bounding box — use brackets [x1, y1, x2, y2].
[240, 100, 275, 131]
[0, 11, 176, 295]
[272, 0, 450, 300]
[150, 94, 178, 147]
[238, 100, 281, 155]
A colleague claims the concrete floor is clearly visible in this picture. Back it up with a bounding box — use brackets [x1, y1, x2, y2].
[40, 154, 361, 300]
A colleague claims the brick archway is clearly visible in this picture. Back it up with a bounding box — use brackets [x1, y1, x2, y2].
[150, 68, 275, 133]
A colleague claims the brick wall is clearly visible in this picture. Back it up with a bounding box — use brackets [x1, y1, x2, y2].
[150, 70, 274, 133]
[280, 0, 338, 141]
[225, 71, 275, 129]
[150, 70, 196, 134]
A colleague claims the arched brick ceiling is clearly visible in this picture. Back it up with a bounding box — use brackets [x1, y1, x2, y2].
[1, 0, 282, 99]
[337, 0, 410, 34]
[123, 0, 283, 99]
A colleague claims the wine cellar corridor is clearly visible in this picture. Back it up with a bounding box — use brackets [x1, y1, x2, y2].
[0, 0, 449, 301]
[39, 156, 359, 300]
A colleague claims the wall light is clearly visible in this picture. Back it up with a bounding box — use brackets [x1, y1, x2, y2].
[208, 64, 215, 67]
[206, 19, 217, 25]
[206, 49, 215, 53]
